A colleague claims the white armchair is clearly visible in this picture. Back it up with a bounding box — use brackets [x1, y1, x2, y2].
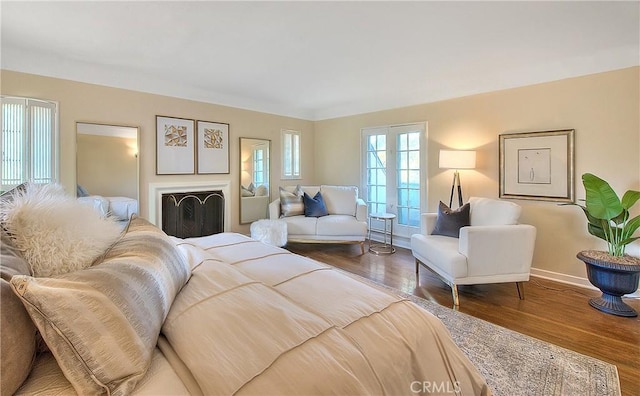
[410, 197, 536, 306]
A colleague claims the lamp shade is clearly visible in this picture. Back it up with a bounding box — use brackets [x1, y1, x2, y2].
[439, 150, 476, 169]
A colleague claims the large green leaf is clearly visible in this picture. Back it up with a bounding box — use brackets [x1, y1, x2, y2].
[567, 203, 608, 241]
[624, 214, 640, 238]
[611, 209, 628, 227]
[582, 173, 623, 220]
[620, 236, 639, 246]
[621, 190, 640, 210]
[587, 222, 607, 240]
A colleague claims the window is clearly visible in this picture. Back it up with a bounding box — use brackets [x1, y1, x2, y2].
[1, 96, 58, 192]
[281, 129, 300, 179]
[362, 123, 426, 238]
[252, 143, 269, 187]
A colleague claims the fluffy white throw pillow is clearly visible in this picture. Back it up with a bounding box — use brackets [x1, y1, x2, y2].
[1, 183, 123, 277]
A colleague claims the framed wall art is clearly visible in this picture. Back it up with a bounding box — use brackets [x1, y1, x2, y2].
[156, 116, 195, 175]
[499, 129, 575, 202]
[196, 120, 229, 174]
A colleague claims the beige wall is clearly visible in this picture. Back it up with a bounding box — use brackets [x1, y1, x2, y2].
[0, 70, 315, 233]
[77, 134, 138, 198]
[314, 67, 640, 280]
[3, 67, 638, 281]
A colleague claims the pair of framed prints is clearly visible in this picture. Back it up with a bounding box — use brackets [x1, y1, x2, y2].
[156, 115, 229, 175]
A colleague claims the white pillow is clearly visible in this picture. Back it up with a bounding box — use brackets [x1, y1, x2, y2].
[320, 185, 358, 216]
[469, 196, 522, 226]
[1, 183, 123, 277]
[254, 185, 268, 197]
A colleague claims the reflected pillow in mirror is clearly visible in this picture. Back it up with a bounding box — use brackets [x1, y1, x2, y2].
[254, 185, 268, 196]
[241, 186, 254, 197]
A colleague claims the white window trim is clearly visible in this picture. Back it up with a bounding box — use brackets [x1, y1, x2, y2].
[1, 96, 59, 191]
[281, 129, 301, 180]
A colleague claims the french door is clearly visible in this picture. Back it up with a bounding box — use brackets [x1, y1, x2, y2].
[361, 123, 426, 239]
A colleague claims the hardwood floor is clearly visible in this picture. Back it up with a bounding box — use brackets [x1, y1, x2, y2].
[285, 242, 640, 396]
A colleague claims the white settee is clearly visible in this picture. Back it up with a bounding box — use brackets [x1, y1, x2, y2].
[269, 185, 368, 253]
[410, 197, 537, 306]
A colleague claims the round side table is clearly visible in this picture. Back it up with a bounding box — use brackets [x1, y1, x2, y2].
[368, 213, 396, 255]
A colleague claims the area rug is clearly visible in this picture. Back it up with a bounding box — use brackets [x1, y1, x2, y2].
[340, 270, 621, 396]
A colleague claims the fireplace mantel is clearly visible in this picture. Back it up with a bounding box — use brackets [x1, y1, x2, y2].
[148, 180, 231, 231]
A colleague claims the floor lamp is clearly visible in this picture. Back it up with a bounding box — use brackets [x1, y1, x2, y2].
[439, 150, 476, 208]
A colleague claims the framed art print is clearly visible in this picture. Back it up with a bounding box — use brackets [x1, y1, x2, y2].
[156, 116, 195, 175]
[499, 129, 575, 202]
[196, 120, 229, 174]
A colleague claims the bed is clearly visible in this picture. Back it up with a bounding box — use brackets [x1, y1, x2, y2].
[77, 195, 138, 221]
[76, 185, 138, 221]
[2, 183, 489, 395]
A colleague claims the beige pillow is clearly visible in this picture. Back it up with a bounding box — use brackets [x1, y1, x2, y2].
[1, 230, 38, 395]
[10, 217, 190, 395]
[1, 183, 123, 277]
[469, 196, 522, 226]
[320, 185, 358, 216]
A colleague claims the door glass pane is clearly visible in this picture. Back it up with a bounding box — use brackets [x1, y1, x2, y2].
[398, 133, 407, 150]
[365, 133, 386, 215]
[409, 208, 420, 227]
[363, 126, 422, 234]
[396, 131, 421, 227]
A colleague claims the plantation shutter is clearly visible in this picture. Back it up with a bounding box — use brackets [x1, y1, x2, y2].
[1, 97, 58, 192]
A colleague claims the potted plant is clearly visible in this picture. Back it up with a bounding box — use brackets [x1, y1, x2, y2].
[570, 173, 640, 317]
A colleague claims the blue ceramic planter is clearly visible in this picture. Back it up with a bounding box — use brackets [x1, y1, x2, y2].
[578, 250, 640, 317]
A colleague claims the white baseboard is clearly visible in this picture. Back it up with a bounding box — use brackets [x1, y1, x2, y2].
[530, 267, 640, 299]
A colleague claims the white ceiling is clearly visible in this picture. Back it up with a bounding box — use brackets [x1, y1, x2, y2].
[2, 1, 638, 121]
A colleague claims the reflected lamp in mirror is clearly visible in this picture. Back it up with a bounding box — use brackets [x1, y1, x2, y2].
[439, 150, 476, 208]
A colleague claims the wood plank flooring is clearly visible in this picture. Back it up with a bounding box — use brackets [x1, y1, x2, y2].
[284, 242, 640, 396]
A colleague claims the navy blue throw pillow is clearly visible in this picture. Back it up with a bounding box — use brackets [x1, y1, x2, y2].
[431, 201, 470, 238]
[303, 192, 329, 217]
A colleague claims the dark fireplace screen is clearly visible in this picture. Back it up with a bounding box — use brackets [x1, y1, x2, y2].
[161, 190, 224, 238]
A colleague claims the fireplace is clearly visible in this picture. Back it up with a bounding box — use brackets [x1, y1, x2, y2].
[148, 181, 231, 235]
[161, 191, 224, 238]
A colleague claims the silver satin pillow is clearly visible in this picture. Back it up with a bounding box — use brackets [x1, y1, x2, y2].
[10, 217, 190, 395]
[279, 185, 304, 217]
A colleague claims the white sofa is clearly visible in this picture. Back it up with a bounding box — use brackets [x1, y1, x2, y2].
[410, 197, 537, 306]
[269, 185, 368, 253]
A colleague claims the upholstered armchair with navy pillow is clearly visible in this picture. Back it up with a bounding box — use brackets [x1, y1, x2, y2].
[410, 197, 537, 306]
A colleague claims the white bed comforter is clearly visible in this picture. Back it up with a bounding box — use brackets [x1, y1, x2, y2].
[162, 233, 489, 395]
